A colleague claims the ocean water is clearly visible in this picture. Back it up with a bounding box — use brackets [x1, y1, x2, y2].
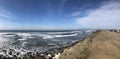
[0, 30, 95, 57]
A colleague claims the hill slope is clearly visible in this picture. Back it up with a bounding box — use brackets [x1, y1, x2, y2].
[59, 30, 120, 59]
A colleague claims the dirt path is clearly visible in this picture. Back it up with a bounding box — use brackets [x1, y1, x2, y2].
[59, 30, 120, 59]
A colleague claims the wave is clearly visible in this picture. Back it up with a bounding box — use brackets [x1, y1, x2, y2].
[42, 33, 78, 39]
[16, 33, 31, 36]
[0, 30, 95, 58]
[18, 39, 27, 41]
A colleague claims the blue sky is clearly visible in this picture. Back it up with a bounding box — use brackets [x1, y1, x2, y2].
[0, 0, 120, 30]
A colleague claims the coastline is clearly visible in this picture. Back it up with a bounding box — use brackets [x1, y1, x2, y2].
[59, 30, 120, 59]
[0, 30, 95, 59]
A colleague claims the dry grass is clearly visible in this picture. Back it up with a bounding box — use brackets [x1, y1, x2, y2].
[59, 30, 120, 59]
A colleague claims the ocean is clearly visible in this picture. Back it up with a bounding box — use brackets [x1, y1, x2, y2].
[0, 29, 95, 58]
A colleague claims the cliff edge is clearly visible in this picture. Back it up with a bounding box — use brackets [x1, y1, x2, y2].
[59, 30, 120, 59]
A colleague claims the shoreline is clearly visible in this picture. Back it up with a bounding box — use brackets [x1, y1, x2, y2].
[0, 37, 91, 59]
[0, 30, 95, 59]
[59, 30, 120, 59]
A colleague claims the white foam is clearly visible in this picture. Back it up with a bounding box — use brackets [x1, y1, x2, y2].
[42, 33, 78, 39]
[21, 42, 27, 47]
[0, 33, 8, 35]
[52, 53, 60, 59]
[18, 39, 27, 41]
[47, 31, 77, 35]
[0, 35, 8, 43]
[2, 35, 16, 39]
[0, 52, 6, 56]
[86, 30, 92, 32]
[55, 33, 77, 37]
[43, 35, 54, 39]
[16, 33, 31, 37]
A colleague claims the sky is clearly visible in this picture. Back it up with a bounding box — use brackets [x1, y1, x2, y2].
[0, 0, 120, 30]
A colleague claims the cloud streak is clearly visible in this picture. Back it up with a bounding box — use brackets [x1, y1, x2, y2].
[0, 8, 15, 18]
[58, 0, 67, 15]
[76, 0, 120, 29]
[71, 11, 81, 16]
[0, 8, 17, 29]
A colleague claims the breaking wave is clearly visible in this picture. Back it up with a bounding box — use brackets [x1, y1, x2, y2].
[0, 30, 95, 58]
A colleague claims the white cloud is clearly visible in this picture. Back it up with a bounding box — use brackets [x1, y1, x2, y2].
[59, 0, 67, 15]
[71, 11, 81, 16]
[0, 8, 17, 30]
[76, 1, 120, 29]
[0, 8, 15, 18]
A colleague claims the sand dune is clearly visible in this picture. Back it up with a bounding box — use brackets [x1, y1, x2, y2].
[59, 30, 120, 59]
